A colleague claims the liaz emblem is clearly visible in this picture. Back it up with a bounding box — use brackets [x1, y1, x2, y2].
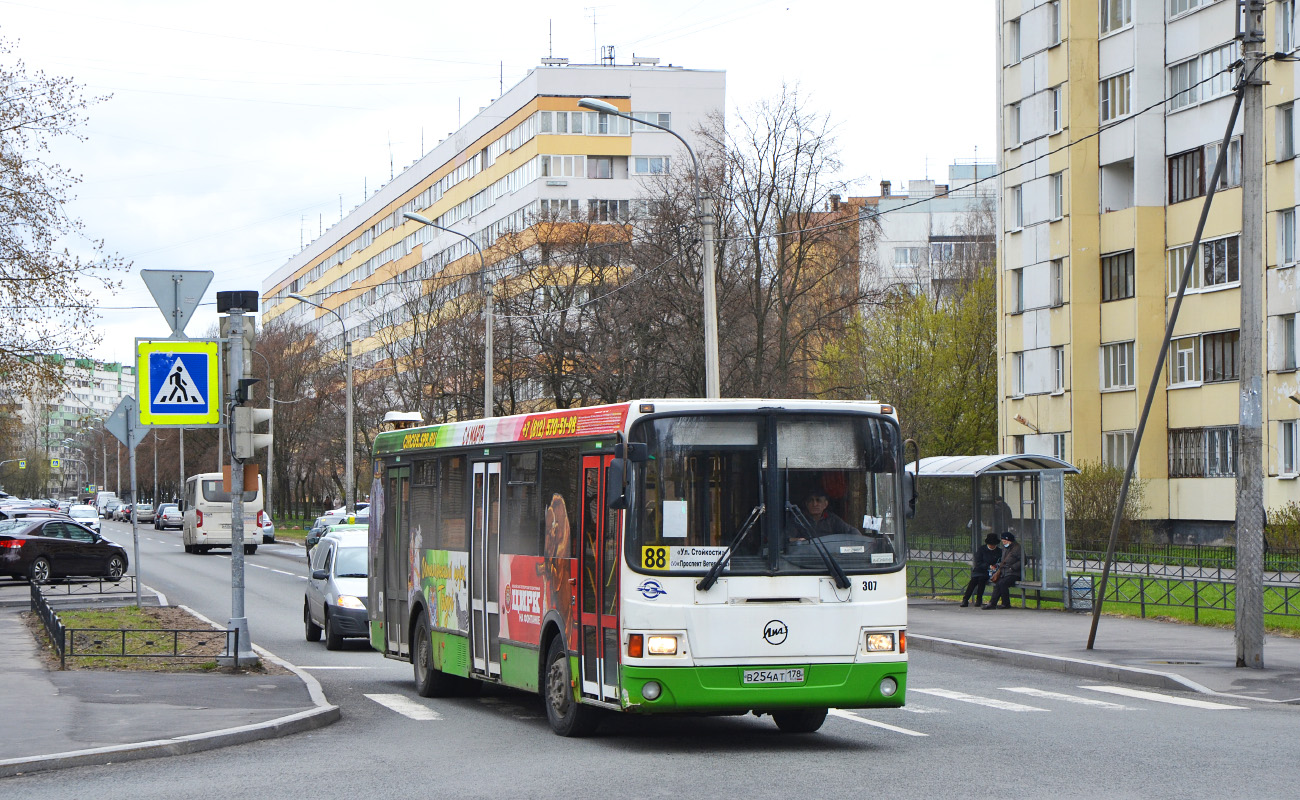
[637, 579, 668, 600]
[763, 620, 789, 645]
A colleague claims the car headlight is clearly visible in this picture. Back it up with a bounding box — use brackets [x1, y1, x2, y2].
[336, 595, 365, 610]
[647, 635, 678, 655]
[864, 632, 896, 653]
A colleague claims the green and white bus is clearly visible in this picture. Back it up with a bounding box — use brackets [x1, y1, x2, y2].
[368, 399, 911, 735]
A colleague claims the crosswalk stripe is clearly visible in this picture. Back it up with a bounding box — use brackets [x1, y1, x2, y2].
[898, 703, 947, 714]
[828, 709, 928, 736]
[365, 693, 442, 720]
[1002, 687, 1136, 710]
[912, 688, 1046, 712]
[1081, 685, 1246, 710]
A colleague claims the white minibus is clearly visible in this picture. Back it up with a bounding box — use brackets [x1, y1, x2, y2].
[182, 472, 264, 555]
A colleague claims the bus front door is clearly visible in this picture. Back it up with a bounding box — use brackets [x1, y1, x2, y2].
[470, 461, 502, 677]
[579, 455, 620, 703]
[384, 466, 411, 656]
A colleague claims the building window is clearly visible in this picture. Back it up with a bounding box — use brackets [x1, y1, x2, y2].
[1204, 137, 1242, 190]
[1051, 433, 1066, 460]
[1167, 245, 1200, 293]
[1202, 44, 1238, 99]
[1054, 346, 1066, 391]
[1101, 250, 1135, 301]
[1101, 341, 1136, 390]
[1051, 2, 1062, 44]
[1051, 259, 1065, 306]
[1100, 72, 1131, 121]
[632, 156, 669, 174]
[894, 247, 924, 266]
[1280, 104, 1296, 161]
[1009, 18, 1022, 64]
[1012, 352, 1025, 396]
[1051, 172, 1064, 219]
[1281, 209, 1297, 266]
[1010, 102, 1022, 145]
[1203, 330, 1240, 382]
[1050, 87, 1062, 132]
[1012, 435, 1026, 455]
[1010, 185, 1024, 229]
[1101, 0, 1132, 34]
[1169, 58, 1199, 111]
[1282, 0, 1296, 54]
[587, 199, 629, 221]
[1169, 428, 1206, 477]
[1169, 0, 1205, 17]
[1282, 420, 1299, 476]
[1202, 236, 1240, 287]
[587, 157, 613, 179]
[1284, 314, 1298, 371]
[1206, 427, 1238, 477]
[1104, 431, 1135, 469]
[1169, 335, 1202, 386]
[1168, 148, 1203, 203]
[1011, 268, 1025, 313]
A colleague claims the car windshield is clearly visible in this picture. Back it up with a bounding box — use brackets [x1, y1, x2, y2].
[629, 412, 904, 577]
[334, 547, 368, 578]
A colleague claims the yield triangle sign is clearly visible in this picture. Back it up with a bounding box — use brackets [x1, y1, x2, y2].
[140, 269, 213, 337]
[152, 357, 205, 406]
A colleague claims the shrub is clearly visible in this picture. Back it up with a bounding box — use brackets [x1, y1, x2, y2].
[1065, 460, 1146, 550]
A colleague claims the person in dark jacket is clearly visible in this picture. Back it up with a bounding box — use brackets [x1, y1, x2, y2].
[983, 532, 1022, 609]
[960, 533, 1002, 607]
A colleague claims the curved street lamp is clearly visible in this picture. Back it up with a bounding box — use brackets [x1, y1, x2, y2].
[577, 97, 720, 398]
[289, 292, 355, 513]
[402, 212, 494, 418]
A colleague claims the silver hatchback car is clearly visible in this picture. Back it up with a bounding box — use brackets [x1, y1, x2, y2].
[304, 529, 370, 650]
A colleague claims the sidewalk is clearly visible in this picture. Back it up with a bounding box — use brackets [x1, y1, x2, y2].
[0, 585, 338, 778]
[907, 597, 1300, 704]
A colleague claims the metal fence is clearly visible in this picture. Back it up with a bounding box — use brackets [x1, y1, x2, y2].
[30, 584, 237, 670]
[35, 575, 138, 597]
[907, 563, 1300, 621]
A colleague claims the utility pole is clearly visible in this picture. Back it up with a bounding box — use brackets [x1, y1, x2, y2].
[1236, 0, 1266, 669]
[266, 379, 274, 520]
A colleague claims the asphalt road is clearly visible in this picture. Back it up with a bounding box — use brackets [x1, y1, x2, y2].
[6, 519, 1299, 799]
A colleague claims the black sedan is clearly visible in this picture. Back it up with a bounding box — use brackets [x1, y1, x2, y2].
[0, 518, 128, 584]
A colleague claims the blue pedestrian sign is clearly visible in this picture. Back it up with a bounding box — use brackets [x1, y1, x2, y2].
[136, 339, 221, 427]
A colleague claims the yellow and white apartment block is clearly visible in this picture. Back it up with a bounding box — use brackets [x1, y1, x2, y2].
[261, 62, 725, 367]
[997, 0, 1300, 540]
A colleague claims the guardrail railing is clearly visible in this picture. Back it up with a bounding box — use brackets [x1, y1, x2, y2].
[30, 583, 237, 669]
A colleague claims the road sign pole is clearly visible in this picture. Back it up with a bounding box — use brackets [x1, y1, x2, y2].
[127, 400, 142, 608]
[226, 307, 254, 666]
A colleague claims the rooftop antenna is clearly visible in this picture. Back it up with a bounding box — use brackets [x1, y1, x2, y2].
[549, 19, 553, 58]
[339, 194, 343, 221]
[388, 132, 395, 180]
[500, 60, 504, 95]
[458, 98, 461, 129]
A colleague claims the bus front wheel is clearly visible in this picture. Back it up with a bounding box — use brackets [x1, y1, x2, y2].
[413, 617, 461, 698]
[772, 708, 827, 734]
[544, 637, 599, 737]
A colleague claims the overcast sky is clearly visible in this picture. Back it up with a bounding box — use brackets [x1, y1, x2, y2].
[4, 0, 996, 363]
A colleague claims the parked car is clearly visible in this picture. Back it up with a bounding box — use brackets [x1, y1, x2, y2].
[155, 503, 182, 530]
[260, 515, 276, 544]
[134, 503, 155, 523]
[103, 499, 122, 519]
[113, 503, 133, 522]
[0, 506, 64, 522]
[0, 517, 128, 584]
[67, 504, 101, 534]
[304, 529, 370, 649]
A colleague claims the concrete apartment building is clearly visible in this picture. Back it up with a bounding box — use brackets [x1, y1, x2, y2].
[261, 61, 726, 386]
[860, 163, 998, 293]
[997, 0, 1300, 540]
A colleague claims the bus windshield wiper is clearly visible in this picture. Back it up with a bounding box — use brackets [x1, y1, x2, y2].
[786, 502, 851, 590]
[696, 502, 764, 592]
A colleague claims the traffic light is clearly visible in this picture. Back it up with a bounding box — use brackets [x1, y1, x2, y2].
[233, 406, 273, 460]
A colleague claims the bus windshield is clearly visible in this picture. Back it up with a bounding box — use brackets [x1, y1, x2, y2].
[629, 412, 904, 576]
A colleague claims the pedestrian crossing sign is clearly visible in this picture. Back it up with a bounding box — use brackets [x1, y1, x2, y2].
[50, 458, 60, 469]
[136, 338, 221, 427]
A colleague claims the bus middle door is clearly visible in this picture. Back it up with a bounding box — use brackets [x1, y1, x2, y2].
[384, 466, 411, 656]
[470, 460, 502, 678]
[579, 454, 620, 703]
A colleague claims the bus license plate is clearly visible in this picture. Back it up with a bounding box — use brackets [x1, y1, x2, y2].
[743, 668, 804, 685]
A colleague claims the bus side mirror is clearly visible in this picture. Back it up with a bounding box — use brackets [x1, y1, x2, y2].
[903, 471, 917, 519]
[613, 442, 648, 463]
[606, 459, 629, 510]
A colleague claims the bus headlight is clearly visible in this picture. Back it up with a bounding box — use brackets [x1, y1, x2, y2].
[647, 635, 678, 655]
[642, 681, 662, 701]
[864, 632, 896, 653]
[880, 677, 899, 697]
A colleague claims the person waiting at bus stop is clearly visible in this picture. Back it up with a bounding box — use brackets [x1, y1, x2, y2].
[960, 533, 1002, 607]
[983, 532, 1022, 609]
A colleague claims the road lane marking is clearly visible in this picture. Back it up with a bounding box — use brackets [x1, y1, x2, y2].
[366, 693, 442, 720]
[911, 688, 1046, 712]
[1081, 685, 1246, 710]
[1002, 687, 1136, 710]
[271, 569, 296, 576]
[897, 703, 947, 714]
[299, 666, 370, 670]
[828, 709, 928, 736]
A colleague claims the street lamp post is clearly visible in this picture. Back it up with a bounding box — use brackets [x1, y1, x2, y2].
[402, 212, 494, 417]
[577, 97, 720, 398]
[289, 293, 355, 512]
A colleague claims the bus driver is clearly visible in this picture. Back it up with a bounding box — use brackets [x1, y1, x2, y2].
[789, 491, 859, 542]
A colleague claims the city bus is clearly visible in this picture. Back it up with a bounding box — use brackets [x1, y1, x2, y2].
[181, 472, 265, 555]
[368, 399, 912, 736]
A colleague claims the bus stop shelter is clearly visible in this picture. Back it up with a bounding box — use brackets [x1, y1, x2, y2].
[907, 454, 1078, 593]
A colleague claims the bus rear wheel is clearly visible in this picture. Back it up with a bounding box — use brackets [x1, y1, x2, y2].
[413, 616, 462, 698]
[772, 708, 827, 734]
[543, 637, 599, 737]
